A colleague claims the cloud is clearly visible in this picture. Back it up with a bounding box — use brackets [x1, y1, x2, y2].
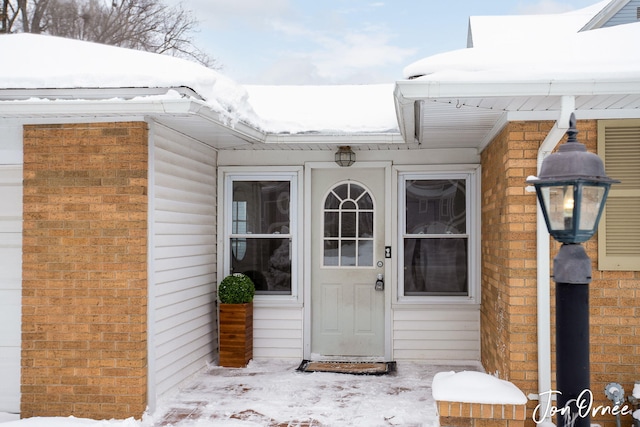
[265, 21, 416, 83]
[515, 0, 578, 14]
[179, 0, 293, 28]
[314, 29, 416, 74]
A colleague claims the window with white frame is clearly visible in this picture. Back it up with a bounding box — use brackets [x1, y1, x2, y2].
[323, 181, 375, 267]
[399, 172, 476, 300]
[225, 172, 298, 296]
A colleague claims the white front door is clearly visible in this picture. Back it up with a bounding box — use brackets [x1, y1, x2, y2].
[310, 166, 386, 358]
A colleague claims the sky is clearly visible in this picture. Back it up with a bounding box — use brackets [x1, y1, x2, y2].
[173, 0, 601, 85]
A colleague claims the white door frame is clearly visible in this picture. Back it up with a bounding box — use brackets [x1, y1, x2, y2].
[303, 161, 393, 360]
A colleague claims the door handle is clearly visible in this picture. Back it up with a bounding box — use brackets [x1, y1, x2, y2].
[375, 273, 384, 291]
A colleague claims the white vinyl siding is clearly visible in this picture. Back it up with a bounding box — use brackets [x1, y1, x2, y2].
[253, 306, 303, 359]
[220, 168, 304, 360]
[151, 125, 217, 406]
[598, 119, 640, 271]
[392, 307, 480, 360]
[601, 0, 640, 27]
[0, 165, 22, 414]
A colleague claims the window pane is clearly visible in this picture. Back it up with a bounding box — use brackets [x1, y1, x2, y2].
[233, 181, 290, 234]
[350, 184, 364, 201]
[323, 181, 375, 267]
[324, 192, 340, 209]
[324, 212, 339, 237]
[342, 200, 357, 210]
[404, 238, 468, 295]
[324, 240, 339, 266]
[357, 193, 373, 209]
[406, 180, 466, 234]
[334, 184, 348, 200]
[358, 240, 373, 266]
[231, 238, 291, 294]
[359, 212, 373, 237]
[341, 240, 356, 266]
[341, 211, 356, 237]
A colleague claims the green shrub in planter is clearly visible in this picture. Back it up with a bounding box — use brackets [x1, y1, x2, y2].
[218, 273, 255, 304]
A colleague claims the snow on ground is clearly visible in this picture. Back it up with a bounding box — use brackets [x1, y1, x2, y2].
[0, 360, 485, 427]
[432, 370, 527, 405]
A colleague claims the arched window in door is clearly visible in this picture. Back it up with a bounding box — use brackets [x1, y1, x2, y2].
[323, 181, 374, 267]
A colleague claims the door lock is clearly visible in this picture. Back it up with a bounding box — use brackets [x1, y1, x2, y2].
[375, 273, 384, 291]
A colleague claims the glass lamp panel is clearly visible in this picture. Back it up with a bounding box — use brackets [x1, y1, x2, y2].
[541, 185, 575, 231]
[578, 185, 605, 231]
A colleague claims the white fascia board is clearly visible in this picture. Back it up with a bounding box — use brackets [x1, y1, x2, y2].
[183, 100, 266, 144]
[0, 96, 266, 144]
[0, 97, 178, 117]
[263, 132, 404, 144]
[395, 78, 640, 100]
[393, 84, 417, 144]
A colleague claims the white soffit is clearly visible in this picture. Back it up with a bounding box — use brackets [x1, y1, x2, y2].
[395, 79, 640, 149]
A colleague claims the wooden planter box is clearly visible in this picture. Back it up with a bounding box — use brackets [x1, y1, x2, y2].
[219, 302, 253, 368]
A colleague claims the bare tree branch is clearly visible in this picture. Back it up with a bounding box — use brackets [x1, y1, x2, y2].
[4, 0, 219, 69]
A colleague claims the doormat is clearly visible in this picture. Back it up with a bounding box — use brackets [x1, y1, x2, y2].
[296, 360, 396, 376]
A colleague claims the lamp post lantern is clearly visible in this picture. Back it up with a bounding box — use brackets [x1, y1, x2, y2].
[527, 113, 619, 427]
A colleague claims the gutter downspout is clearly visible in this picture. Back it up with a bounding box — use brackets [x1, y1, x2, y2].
[531, 95, 575, 424]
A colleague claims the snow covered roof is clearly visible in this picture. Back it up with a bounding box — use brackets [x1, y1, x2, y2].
[0, 33, 258, 123]
[396, 0, 640, 148]
[404, 2, 640, 81]
[2, 0, 640, 149]
[245, 84, 398, 134]
[467, 0, 609, 49]
[0, 33, 398, 139]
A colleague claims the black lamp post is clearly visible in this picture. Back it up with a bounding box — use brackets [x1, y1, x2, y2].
[527, 113, 619, 427]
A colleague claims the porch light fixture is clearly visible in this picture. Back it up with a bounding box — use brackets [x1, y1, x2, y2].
[335, 146, 356, 167]
[527, 113, 619, 244]
[526, 112, 619, 427]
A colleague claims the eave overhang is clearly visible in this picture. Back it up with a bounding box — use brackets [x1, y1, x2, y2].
[0, 87, 264, 149]
[394, 77, 640, 151]
[0, 86, 405, 149]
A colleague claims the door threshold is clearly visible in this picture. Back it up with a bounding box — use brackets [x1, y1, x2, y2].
[309, 354, 387, 363]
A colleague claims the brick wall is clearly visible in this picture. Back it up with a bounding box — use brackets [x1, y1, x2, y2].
[480, 120, 640, 427]
[21, 122, 149, 419]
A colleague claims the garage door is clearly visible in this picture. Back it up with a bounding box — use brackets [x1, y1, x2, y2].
[0, 165, 22, 414]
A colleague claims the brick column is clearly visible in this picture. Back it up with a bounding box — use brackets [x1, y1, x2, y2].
[480, 121, 553, 424]
[21, 122, 148, 419]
